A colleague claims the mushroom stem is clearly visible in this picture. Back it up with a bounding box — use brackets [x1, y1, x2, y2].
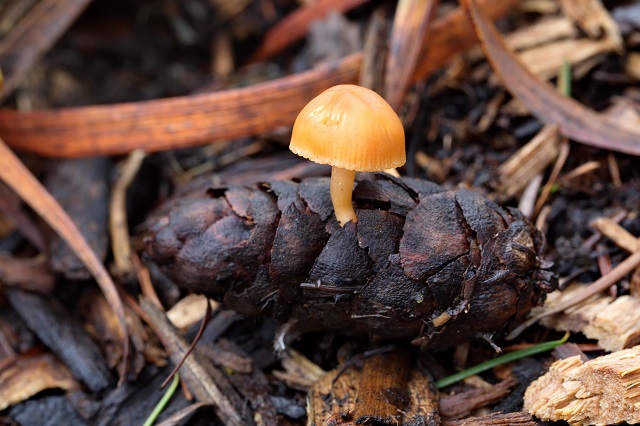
[330, 166, 358, 226]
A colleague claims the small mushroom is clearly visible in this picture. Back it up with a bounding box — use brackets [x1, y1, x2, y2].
[289, 84, 406, 226]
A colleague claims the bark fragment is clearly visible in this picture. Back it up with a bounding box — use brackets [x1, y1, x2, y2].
[439, 378, 516, 420]
[44, 157, 110, 279]
[306, 349, 439, 425]
[143, 175, 556, 348]
[537, 283, 640, 351]
[7, 290, 113, 393]
[442, 411, 536, 425]
[524, 345, 640, 425]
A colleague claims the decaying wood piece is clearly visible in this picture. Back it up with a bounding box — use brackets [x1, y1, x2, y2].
[497, 124, 562, 200]
[44, 157, 111, 280]
[7, 290, 113, 393]
[536, 283, 640, 352]
[307, 349, 439, 425]
[442, 411, 536, 425]
[524, 345, 640, 425]
[10, 395, 88, 426]
[143, 175, 556, 348]
[439, 378, 516, 420]
[139, 299, 248, 426]
[0, 353, 77, 411]
[0, 254, 54, 292]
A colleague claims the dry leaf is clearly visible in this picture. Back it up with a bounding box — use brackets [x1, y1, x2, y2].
[0, 353, 77, 411]
[462, 0, 640, 155]
[0, 0, 519, 158]
[385, 0, 436, 110]
[0, 139, 130, 382]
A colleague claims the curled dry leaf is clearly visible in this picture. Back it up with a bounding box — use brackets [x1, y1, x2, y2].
[0, 0, 519, 158]
[0, 139, 129, 383]
[462, 0, 640, 156]
[384, 0, 436, 111]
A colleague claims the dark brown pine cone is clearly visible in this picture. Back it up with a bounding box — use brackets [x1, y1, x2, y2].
[143, 174, 556, 348]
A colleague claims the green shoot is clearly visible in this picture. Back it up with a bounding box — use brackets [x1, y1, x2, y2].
[436, 333, 570, 390]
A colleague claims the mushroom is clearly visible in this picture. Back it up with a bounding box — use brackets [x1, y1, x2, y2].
[289, 84, 406, 226]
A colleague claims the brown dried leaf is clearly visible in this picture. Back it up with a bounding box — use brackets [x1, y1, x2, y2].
[0, 353, 77, 411]
[0, 0, 519, 158]
[0, 139, 129, 382]
[385, 0, 436, 111]
[462, 0, 640, 156]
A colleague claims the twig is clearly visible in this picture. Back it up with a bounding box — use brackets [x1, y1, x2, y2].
[109, 149, 146, 277]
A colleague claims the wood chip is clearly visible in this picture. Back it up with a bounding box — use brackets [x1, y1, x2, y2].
[537, 283, 640, 352]
[560, 0, 622, 46]
[307, 349, 439, 425]
[498, 124, 561, 199]
[139, 298, 247, 426]
[0, 254, 54, 293]
[439, 378, 516, 420]
[590, 217, 640, 253]
[274, 349, 327, 390]
[505, 16, 577, 51]
[166, 294, 215, 330]
[443, 411, 536, 425]
[517, 36, 619, 79]
[0, 353, 77, 411]
[7, 290, 113, 392]
[524, 345, 640, 425]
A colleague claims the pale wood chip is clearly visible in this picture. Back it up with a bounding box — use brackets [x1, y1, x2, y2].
[166, 294, 216, 329]
[591, 217, 640, 253]
[506, 16, 577, 51]
[518, 37, 619, 79]
[538, 283, 640, 351]
[498, 124, 561, 199]
[560, 0, 622, 46]
[0, 353, 77, 411]
[524, 345, 640, 425]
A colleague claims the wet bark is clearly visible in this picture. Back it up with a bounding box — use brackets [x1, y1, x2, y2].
[143, 174, 556, 348]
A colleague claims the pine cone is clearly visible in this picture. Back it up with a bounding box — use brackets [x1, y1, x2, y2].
[143, 175, 555, 348]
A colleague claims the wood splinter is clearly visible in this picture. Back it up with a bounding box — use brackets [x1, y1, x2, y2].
[524, 345, 640, 425]
[537, 283, 640, 352]
[307, 348, 439, 425]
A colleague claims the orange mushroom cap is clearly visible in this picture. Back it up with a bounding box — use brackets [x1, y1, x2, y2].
[289, 85, 406, 171]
